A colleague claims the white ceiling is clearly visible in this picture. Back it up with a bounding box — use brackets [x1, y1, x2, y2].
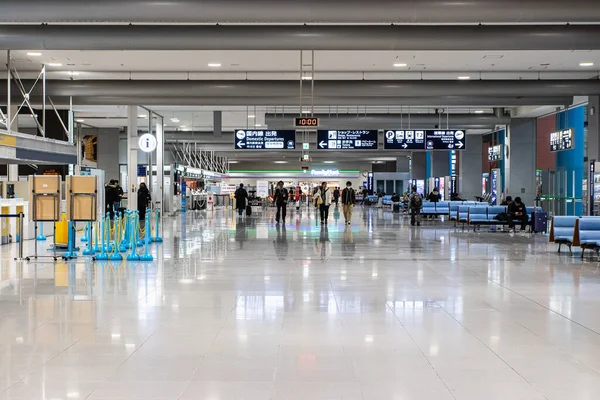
[4, 50, 600, 79]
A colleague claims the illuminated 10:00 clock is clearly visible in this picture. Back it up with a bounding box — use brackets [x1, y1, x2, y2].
[294, 117, 320, 127]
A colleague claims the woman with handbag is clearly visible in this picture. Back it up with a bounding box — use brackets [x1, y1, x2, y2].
[315, 181, 333, 224]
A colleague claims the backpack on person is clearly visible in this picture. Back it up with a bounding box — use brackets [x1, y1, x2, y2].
[412, 193, 422, 209]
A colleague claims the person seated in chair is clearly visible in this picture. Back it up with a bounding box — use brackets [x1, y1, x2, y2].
[508, 197, 528, 233]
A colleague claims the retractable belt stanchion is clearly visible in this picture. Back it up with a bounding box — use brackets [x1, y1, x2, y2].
[6, 212, 26, 261]
[140, 209, 153, 261]
[95, 214, 109, 261]
[153, 209, 163, 242]
[110, 212, 124, 261]
[127, 211, 140, 261]
[36, 222, 46, 241]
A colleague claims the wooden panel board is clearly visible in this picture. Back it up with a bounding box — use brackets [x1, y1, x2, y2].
[30, 175, 61, 221]
[66, 176, 98, 221]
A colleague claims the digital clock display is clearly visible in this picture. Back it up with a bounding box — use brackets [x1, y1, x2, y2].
[294, 117, 319, 127]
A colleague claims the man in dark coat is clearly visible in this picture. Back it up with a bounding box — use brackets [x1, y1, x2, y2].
[273, 180, 289, 224]
[234, 183, 248, 217]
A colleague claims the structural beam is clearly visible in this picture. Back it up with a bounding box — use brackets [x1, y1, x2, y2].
[1, 79, 595, 99]
[2, 0, 599, 24]
[1, 25, 600, 50]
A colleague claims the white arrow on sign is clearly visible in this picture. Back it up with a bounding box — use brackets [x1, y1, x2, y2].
[402, 143, 408, 149]
[319, 140, 327, 149]
[237, 141, 246, 148]
[457, 141, 464, 149]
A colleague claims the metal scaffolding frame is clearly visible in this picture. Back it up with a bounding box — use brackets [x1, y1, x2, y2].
[167, 142, 229, 174]
[4, 50, 71, 141]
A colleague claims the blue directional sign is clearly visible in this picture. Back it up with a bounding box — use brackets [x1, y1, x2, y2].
[384, 129, 466, 150]
[317, 130, 378, 150]
[235, 129, 296, 150]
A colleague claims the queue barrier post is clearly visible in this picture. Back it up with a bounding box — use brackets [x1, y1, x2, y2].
[109, 212, 123, 261]
[95, 214, 109, 261]
[153, 209, 163, 242]
[36, 222, 47, 241]
[140, 209, 153, 262]
[127, 211, 140, 261]
[12, 213, 25, 261]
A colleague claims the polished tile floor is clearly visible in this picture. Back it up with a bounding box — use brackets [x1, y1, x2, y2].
[0, 205, 599, 399]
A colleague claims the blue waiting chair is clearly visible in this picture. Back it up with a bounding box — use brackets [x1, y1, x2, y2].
[549, 216, 578, 253]
[575, 217, 600, 258]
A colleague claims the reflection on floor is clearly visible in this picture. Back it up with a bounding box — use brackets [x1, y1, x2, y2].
[0, 206, 598, 399]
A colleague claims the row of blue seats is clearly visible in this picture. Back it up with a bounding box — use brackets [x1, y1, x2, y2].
[550, 216, 600, 257]
[456, 205, 541, 231]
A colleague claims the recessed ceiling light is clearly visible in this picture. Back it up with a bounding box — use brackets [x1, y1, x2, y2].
[301, 76, 313, 80]
[27, 52, 42, 56]
[474, 110, 485, 114]
[65, 71, 80, 76]
[274, 161, 288, 164]
[228, 160, 239, 164]
[458, 76, 471, 80]
[323, 161, 335, 164]
[170, 118, 180, 123]
[47, 63, 62, 67]
[301, 110, 312, 114]
[208, 63, 222, 68]
[394, 63, 407, 67]
[75, 119, 84, 122]
[580, 62, 595, 67]
[179, 125, 186, 128]
[247, 115, 255, 118]
[138, 114, 147, 118]
[255, 124, 262, 127]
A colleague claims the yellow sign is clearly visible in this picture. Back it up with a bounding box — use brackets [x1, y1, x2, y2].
[0, 134, 16, 147]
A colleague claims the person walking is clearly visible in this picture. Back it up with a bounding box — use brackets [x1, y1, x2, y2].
[273, 180, 289, 224]
[360, 187, 369, 206]
[137, 182, 151, 221]
[234, 183, 249, 217]
[315, 181, 333, 224]
[409, 186, 423, 226]
[333, 187, 340, 206]
[341, 181, 356, 225]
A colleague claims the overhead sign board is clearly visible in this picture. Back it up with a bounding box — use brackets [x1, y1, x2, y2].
[488, 144, 503, 161]
[235, 129, 296, 150]
[317, 130, 378, 150]
[550, 128, 573, 152]
[383, 129, 466, 150]
[425, 130, 466, 150]
[384, 130, 426, 150]
[294, 117, 319, 128]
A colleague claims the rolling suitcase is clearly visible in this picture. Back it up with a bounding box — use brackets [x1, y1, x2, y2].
[533, 211, 547, 233]
[246, 205, 252, 216]
[393, 203, 401, 213]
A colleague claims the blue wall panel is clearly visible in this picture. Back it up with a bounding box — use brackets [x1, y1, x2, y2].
[556, 106, 585, 215]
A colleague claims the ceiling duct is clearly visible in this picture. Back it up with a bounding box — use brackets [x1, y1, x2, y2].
[1, 24, 600, 50]
[265, 113, 511, 130]
[3, 79, 596, 99]
[1, 0, 599, 24]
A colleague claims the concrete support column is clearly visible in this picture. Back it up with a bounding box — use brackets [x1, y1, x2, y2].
[432, 151, 450, 177]
[587, 96, 600, 161]
[458, 134, 483, 200]
[97, 128, 120, 184]
[156, 119, 164, 215]
[127, 106, 138, 211]
[411, 152, 427, 180]
[507, 119, 536, 205]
